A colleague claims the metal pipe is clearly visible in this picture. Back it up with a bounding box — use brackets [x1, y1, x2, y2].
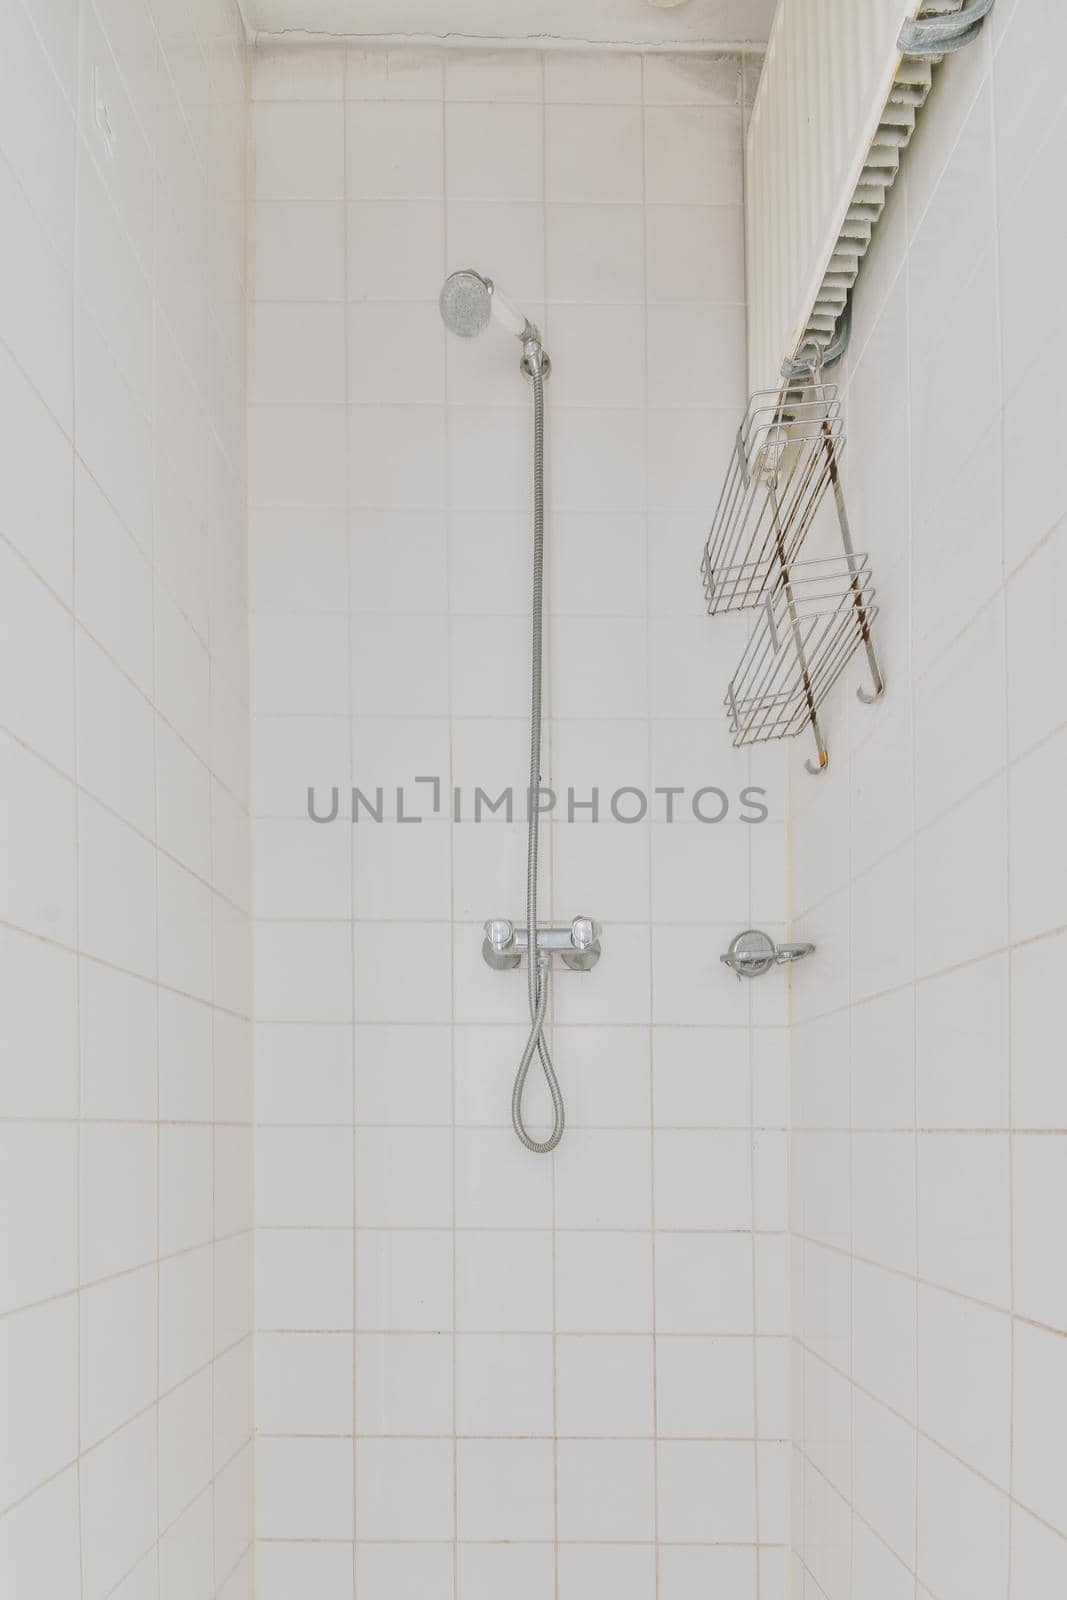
[782, 295, 853, 383]
[898, 0, 996, 57]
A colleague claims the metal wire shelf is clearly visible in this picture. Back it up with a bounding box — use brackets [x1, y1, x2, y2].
[701, 382, 845, 616]
[726, 555, 880, 771]
[702, 370, 885, 772]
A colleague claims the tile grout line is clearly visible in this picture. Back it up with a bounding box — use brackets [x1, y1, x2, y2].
[538, 49, 567, 1600]
[71, 11, 86, 1583]
[339, 52, 361, 1592]
[638, 50, 662, 1600]
[988, 17, 1018, 1592]
[439, 55, 462, 1600]
[901, 152, 920, 1600]
[741, 61, 764, 1591]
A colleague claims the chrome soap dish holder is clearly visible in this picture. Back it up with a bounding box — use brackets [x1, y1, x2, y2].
[702, 377, 884, 772]
[721, 928, 814, 980]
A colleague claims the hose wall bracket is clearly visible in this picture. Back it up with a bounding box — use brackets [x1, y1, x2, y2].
[520, 326, 551, 381]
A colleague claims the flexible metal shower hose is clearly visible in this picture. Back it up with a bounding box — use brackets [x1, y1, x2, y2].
[511, 364, 566, 1154]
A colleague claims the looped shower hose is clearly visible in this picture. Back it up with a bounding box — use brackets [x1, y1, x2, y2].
[510, 363, 566, 1154]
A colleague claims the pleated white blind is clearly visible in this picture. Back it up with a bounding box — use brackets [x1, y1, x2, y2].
[745, 0, 956, 390]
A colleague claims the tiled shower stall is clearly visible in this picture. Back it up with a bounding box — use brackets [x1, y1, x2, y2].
[0, 0, 1066, 1597]
[248, 42, 790, 1598]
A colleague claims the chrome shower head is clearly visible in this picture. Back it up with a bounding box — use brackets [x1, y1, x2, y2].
[439, 270, 493, 338]
[439, 269, 549, 379]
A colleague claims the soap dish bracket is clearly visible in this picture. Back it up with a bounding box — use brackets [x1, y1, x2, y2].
[721, 929, 815, 980]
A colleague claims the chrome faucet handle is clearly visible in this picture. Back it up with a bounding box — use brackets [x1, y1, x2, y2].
[484, 918, 515, 953]
[562, 915, 601, 973]
[482, 918, 521, 973]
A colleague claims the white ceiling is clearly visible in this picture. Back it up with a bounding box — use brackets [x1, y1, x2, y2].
[244, 0, 777, 48]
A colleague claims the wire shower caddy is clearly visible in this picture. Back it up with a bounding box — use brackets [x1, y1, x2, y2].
[702, 377, 884, 773]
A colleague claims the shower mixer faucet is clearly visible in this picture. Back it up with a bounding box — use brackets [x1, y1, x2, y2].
[483, 917, 602, 974]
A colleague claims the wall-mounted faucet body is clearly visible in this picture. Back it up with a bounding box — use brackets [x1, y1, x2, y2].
[482, 918, 603, 973]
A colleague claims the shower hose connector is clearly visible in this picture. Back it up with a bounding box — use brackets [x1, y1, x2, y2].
[520, 323, 550, 381]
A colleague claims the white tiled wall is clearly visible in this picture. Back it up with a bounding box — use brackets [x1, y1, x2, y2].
[8, 5, 1058, 1594]
[0, 0, 251, 1593]
[249, 42, 789, 1598]
[789, 4, 1067, 1596]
